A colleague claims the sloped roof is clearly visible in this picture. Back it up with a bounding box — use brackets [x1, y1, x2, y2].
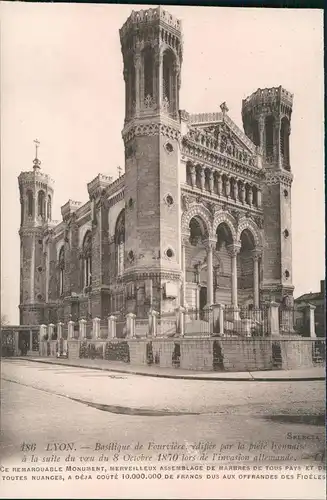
[295, 292, 324, 302]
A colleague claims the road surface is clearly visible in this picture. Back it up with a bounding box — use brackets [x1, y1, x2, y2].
[1, 359, 325, 499]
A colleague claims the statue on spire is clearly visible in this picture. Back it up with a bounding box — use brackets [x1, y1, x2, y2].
[220, 102, 229, 117]
[33, 139, 41, 170]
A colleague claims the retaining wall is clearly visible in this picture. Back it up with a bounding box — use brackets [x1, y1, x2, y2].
[37, 336, 325, 372]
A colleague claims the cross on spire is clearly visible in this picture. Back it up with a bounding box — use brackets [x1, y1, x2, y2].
[33, 139, 41, 170]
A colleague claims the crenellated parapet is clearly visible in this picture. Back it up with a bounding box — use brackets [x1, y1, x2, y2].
[242, 86, 293, 118]
[242, 86, 293, 171]
[87, 173, 113, 201]
[120, 6, 182, 55]
[61, 200, 82, 222]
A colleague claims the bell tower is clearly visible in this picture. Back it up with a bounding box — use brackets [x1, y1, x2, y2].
[18, 140, 54, 324]
[242, 87, 294, 304]
[120, 7, 183, 314]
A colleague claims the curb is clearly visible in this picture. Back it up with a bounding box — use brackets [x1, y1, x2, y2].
[12, 357, 326, 382]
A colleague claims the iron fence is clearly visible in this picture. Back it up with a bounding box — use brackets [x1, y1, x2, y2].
[1, 330, 15, 357]
[278, 305, 295, 334]
[85, 320, 93, 339]
[224, 305, 269, 337]
[135, 318, 149, 337]
[116, 318, 127, 338]
[312, 339, 325, 365]
[157, 312, 176, 337]
[185, 308, 211, 336]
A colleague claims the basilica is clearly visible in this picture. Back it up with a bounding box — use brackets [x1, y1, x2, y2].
[18, 6, 294, 326]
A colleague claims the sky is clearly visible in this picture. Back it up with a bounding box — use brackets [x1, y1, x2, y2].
[1, 2, 324, 324]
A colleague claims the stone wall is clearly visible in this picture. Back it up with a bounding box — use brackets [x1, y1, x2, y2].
[38, 336, 325, 373]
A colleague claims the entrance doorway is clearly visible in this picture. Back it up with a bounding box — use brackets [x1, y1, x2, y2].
[199, 286, 207, 319]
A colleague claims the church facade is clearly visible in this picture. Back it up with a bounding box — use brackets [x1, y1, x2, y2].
[18, 6, 294, 326]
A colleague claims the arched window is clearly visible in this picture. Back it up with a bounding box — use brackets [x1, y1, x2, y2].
[125, 56, 136, 118]
[82, 232, 92, 289]
[115, 210, 125, 276]
[189, 218, 204, 247]
[58, 246, 65, 296]
[280, 117, 290, 169]
[252, 119, 260, 147]
[47, 195, 52, 221]
[265, 116, 274, 158]
[143, 47, 154, 100]
[37, 190, 45, 218]
[27, 190, 34, 217]
[162, 50, 177, 113]
[20, 198, 24, 225]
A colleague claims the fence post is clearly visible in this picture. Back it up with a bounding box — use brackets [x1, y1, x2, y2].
[149, 310, 158, 337]
[108, 315, 117, 339]
[79, 319, 87, 339]
[218, 304, 225, 335]
[57, 322, 63, 340]
[126, 313, 136, 338]
[179, 307, 185, 337]
[40, 324, 47, 341]
[269, 302, 280, 337]
[307, 304, 316, 338]
[48, 324, 54, 341]
[175, 306, 184, 335]
[68, 320, 75, 339]
[93, 317, 101, 339]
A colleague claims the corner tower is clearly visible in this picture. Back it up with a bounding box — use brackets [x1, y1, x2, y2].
[120, 7, 183, 314]
[18, 141, 54, 324]
[242, 87, 294, 304]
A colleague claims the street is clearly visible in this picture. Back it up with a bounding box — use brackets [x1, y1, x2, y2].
[0, 359, 325, 499]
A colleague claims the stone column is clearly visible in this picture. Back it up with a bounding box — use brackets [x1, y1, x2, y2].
[269, 301, 280, 337]
[181, 234, 189, 308]
[79, 319, 87, 339]
[257, 189, 262, 208]
[225, 176, 230, 198]
[200, 168, 205, 191]
[233, 178, 238, 201]
[239, 183, 245, 204]
[204, 239, 216, 307]
[217, 173, 222, 196]
[252, 250, 261, 309]
[208, 170, 214, 194]
[93, 317, 101, 339]
[190, 165, 196, 189]
[68, 320, 74, 339]
[108, 315, 117, 339]
[227, 244, 241, 311]
[126, 313, 136, 338]
[308, 304, 316, 338]
[248, 185, 253, 206]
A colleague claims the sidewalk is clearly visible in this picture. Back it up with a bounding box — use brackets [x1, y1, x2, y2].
[14, 356, 326, 381]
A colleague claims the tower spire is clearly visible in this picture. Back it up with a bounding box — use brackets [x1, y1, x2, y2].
[33, 139, 41, 170]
